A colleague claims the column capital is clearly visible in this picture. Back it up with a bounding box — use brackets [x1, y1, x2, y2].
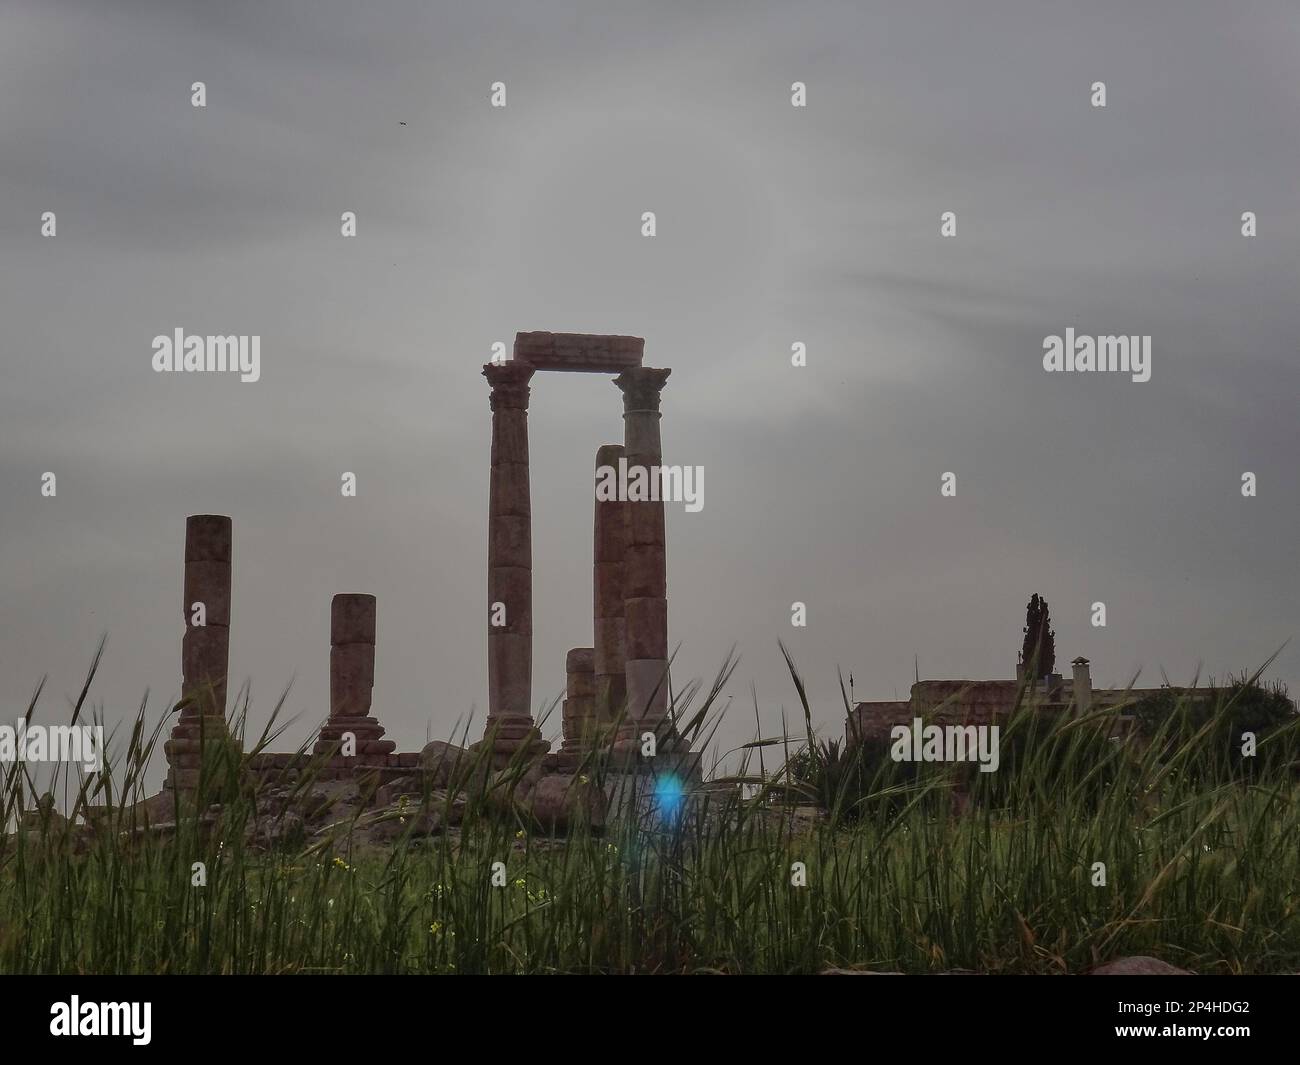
[614, 366, 671, 413]
[484, 361, 536, 411]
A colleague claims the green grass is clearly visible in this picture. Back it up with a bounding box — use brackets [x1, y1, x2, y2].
[1, 644, 1298, 974]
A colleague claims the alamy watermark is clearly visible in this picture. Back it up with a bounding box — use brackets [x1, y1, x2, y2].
[151, 328, 261, 382]
[890, 718, 1000, 773]
[595, 457, 704, 513]
[1043, 330, 1151, 382]
[0, 722, 104, 772]
[50, 997, 151, 1045]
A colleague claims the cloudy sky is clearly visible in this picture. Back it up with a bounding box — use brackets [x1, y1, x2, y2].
[2, 0, 1297, 789]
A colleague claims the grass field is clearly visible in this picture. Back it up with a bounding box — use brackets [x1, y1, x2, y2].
[2, 648, 1297, 974]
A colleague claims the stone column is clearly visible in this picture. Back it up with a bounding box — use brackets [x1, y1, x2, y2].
[613, 367, 672, 749]
[593, 443, 628, 731]
[314, 594, 393, 769]
[476, 362, 546, 765]
[1071, 656, 1092, 715]
[559, 647, 596, 768]
[165, 514, 233, 792]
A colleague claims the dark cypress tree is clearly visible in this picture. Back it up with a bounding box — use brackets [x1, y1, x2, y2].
[1039, 597, 1056, 677]
[1019, 594, 1056, 679]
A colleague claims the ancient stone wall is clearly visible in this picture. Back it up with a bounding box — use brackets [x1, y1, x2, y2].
[845, 701, 911, 743]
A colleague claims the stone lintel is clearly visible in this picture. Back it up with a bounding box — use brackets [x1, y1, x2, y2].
[513, 331, 644, 373]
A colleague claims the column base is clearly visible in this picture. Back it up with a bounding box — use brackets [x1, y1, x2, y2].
[612, 717, 680, 760]
[312, 715, 395, 756]
[163, 702, 236, 793]
[471, 716, 550, 768]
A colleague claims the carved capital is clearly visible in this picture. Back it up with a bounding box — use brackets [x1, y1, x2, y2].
[614, 367, 671, 413]
[484, 361, 536, 411]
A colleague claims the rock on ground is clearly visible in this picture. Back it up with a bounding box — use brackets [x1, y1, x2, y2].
[1090, 956, 1192, 975]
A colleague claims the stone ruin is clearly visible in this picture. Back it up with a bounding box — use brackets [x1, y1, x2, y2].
[152, 331, 700, 836]
[476, 332, 677, 767]
[844, 663, 1155, 748]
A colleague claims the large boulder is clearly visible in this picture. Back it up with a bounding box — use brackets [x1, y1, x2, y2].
[420, 741, 472, 787]
[526, 773, 607, 832]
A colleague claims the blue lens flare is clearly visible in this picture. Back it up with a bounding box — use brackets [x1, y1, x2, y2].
[653, 774, 685, 821]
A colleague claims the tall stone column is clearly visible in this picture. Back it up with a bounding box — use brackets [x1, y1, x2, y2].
[593, 443, 628, 731]
[313, 593, 393, 770]
[476, 362, 546, 765]
[613, 367, 672, 749]
[165, 514, 233, 792]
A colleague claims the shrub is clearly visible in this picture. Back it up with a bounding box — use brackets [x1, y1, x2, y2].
[1129, 675, 1298, 783]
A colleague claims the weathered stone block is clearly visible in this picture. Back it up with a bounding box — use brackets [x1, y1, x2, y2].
[622, 543, 666, 598]
[330, 643, 375, 717]
[565, 646, 594, 674]
[164, 738, 206, 758]
[567, 671, 596, 700]
[487, 632, 531, 716]
[183, 561, 231, 626]
[489, 514, 531, 570]
[181, 624, 229, 709]
[514, 331, 643, 373]
[184, 514, 232, 563]
[593, 560, 627, 615]
[625, 658, 670, 720]
[489, 462, 532, 518]
[489, 411, 531, 466]
[319, 713, 383, 733]
[562, 695, 598, 741]
[593, 619, 625, 674]
[624, 597, 668, 659]
[420, 740, 470, 786]
[594, 502, 628, 562]
[331, 593, 376, 645]
[594, 443, 626, 470]
[487, 566, 532, 636]
[623, 413, 663, 457]
[626, 499, 666, 550]
[169, 712, 227, 741]
[167, 767, 203, 790]
[526, 773, 608, 831]
[566, 652, 597, 698]
[595, 673, 627, 719]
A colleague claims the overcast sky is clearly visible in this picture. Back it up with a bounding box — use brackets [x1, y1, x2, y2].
[2, 0, 1297, 789]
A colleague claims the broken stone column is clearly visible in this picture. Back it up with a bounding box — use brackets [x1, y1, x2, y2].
[613, 367, 672, 751]
[314, 594, 394, 770]
[1071, 656, 1093, 715]
[475, 361, 547, 766]
[559, 647, 597, 768]
[593, 443, 629, 730]
[165, 514, 233, 793]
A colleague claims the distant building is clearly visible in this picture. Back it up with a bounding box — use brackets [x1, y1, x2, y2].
[844, 658, 1167, 745]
